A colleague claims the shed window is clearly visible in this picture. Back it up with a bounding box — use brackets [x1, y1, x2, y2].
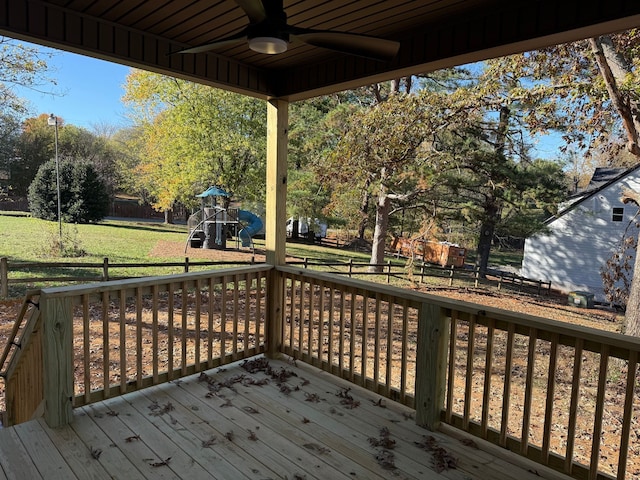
[613, 207, 624, 222]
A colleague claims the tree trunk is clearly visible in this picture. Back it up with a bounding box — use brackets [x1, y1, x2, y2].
[624, 230, 640, 336]
[590, 37, 640, 335]
[589, 36, 640, 156]
[357, 178, 371, 240]
[475, 203, 498, 277]
[164, 208, 174, 224]
[476, 105, 509, 277]
[369, 185, 390, 273]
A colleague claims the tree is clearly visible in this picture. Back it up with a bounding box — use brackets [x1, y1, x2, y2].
[325, 87, 451, 272]
[582, 32, 640, 335]
[122, 70, 266, 218]
[28, 159, 109, 223]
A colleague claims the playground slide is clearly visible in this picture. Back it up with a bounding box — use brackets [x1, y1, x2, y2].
[238, 210, 263, 247]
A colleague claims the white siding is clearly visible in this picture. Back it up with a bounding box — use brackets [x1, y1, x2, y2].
[521, 171, 640, 301]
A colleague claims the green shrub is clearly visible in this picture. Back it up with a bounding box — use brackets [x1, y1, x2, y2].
[28, 159, 109, 223]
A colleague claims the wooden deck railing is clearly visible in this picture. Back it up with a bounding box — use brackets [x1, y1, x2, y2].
[3, 264, 639, 480]
[3, 265, 270, 427]
[276, 266, 639, 480]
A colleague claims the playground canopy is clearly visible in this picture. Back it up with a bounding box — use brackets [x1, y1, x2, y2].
[196, 186, 231, 198]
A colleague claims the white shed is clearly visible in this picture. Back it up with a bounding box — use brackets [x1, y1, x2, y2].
[521, 165, 640, 301]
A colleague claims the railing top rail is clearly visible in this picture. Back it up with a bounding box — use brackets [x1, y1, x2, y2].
[278, 265, 640, 354]
[0, 289, 41, 376]
[40, 264, 272, 299]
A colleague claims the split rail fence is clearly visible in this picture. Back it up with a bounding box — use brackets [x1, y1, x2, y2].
[1, 256, 551, 299]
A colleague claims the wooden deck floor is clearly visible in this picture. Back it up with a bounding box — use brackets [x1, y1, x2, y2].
[0, 357, 572, 480]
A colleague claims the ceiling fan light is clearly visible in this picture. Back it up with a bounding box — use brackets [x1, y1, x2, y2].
[248, 36, 288, 54]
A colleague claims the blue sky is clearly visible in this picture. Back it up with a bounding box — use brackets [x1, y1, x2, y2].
[13, 44, 133, 130]
[12, 42, 566, 159]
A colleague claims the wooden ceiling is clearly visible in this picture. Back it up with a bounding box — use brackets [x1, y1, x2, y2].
[2, 1, 640, 101]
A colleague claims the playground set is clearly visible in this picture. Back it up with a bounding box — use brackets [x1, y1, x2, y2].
[185, 186, 263, 253]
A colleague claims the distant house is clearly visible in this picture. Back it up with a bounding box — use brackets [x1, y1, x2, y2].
[521, 165, 640, 301]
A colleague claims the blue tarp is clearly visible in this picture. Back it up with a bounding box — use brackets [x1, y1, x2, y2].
[196, 186, 231, 198]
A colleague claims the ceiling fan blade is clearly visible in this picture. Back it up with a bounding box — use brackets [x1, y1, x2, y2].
[174, 30, 248, 54]
[291, 29, 400, 62]
[234, 0, 267, 24]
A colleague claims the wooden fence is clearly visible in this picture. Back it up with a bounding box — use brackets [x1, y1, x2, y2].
[2, 256, 551, 299]
[0, 257, 259, 298]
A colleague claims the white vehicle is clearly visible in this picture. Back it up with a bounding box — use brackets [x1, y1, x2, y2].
[286, 217, 327, 239]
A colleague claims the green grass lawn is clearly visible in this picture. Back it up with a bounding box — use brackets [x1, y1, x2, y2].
[1, 213, 524, 297]
[0, 215, 188, 262]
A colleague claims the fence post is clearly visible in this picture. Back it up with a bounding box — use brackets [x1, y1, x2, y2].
[415, 302, 449, 430]
[184, 257, 189, 273]
[448, 265, 454, 287]
[348, 259, 353, 278]
[387, 260, 392, 283]
[41, 292, 74, 428]
[498, 273, 503, 290]
[1, 257, 7, 298]
[102, 257, 109, 282]
[304, 257, 308, 269]
[474, 267, 479, 288]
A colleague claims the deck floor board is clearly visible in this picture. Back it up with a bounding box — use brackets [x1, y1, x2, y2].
[0, 357, 573, 480]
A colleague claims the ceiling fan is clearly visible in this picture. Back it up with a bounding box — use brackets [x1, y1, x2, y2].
[176, 0, 400, 62]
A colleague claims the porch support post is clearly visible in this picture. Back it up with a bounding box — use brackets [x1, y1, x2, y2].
[414, 303, 449, 429]
[41, 292, 74, 427]
[265, 98, 288, 358]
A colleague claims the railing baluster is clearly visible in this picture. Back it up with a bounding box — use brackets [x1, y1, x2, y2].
[565, 338, 583, 475]
[195, 280, 201, 370]
[288, 276, 296, 354]
[220, 277, 227, 362]
[136, 287, 143, 389]
[500, 322, 516, 447]
[589, 344, 610, 480]
[298, 277, 305, 358]
[167, 282, 174, 380]
[373, 293, 381, 391]
[256, 271, 263, 348]
[481, 317, 495, 438]
[244, 273, 251, 354]
[542, 333, 559, 462]
[617, 350, 637, 480]
[317, 281, 325, 368]
[181, 281, 188, 376]
[338, 288, 346, 374]
[152, 284, 159, 383]
[463, 315, 476, 430]
[327, 284, 335, 373]
[207, 278, 214, 368]
[400, 300, 409, 404]
[521, 328, 538, 455]
[385, 298, 393, 397]
[361, 291, 369, 386]
[119, 292, 126, 394]
[445, 310, 458, 423]
[102, 291, 110, 398]
[82, 294, 90, 404]
[308, 279, 315, 363]
[232, 274, 239, 360]
[349, 289, 356, 383]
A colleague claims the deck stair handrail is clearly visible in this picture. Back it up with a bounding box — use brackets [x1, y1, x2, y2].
[0, 290, 42, 426]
